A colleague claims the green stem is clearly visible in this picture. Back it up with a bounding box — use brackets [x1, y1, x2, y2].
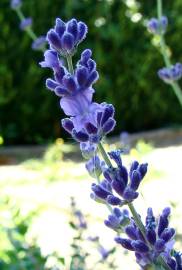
[128, 202, 146, 238]
[95, 154, 112, 213]
[16, 8, 37, 41]
[16, 8, 25, 21]
[157, 0, 162, 18]
[157, 257, 172, 270]
[66, 55, 74, 74]
[26, 27, 37, 41]
[98, 142, 171, 270]
[98, 142, 112, 167]
[106, 203, 113, 212]
[171, 81, 182, 107]
[157, 0, 182, 107]
[159, 36, 170, 67]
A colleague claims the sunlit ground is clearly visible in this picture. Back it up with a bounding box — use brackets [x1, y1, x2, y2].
[0, 140, 182, 269]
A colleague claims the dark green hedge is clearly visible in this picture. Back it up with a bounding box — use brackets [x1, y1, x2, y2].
[0, 0, 182, 144]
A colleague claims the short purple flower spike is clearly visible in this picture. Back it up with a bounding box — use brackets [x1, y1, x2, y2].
[147, 16, 168, 35]
[46, 18, 88, 56]
[32, 36, 46, 51]
[11, 0, 22, 9]
[20, 17, 32, 30]
[158, 63, 182, 83]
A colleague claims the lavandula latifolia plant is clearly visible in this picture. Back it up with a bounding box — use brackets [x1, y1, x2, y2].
[10, 0, 46, 51]
[40, 17, 182, 270]
[147, 0, 182, 107]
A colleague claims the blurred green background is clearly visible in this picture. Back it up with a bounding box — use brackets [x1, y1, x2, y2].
[0, 0, 182, 145]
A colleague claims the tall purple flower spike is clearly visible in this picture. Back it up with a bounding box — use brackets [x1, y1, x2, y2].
[47, 18, 88, 56]
[41, 17, 181, 270]
[115, 208, 176, 269]
[40, 17, 116, 149]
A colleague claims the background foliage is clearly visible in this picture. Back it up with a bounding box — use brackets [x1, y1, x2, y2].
[0, 0, 182, 144]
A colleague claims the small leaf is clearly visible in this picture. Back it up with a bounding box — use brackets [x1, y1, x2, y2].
[59, 257, 65, 265]
[69, 221, 77, 230]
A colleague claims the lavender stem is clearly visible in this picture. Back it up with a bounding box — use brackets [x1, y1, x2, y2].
[157, 0, 182, 107]
[66, 54, 74, 75]
[16, 8, 37, 41]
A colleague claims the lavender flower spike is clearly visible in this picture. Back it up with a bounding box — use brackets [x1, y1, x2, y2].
[115, 207, 175, 269]
[32, 36, 46, 51]
[46, 18, 88, 56]
[158, 63, 182, 84]
[11, 0, 22, 9]
[147, 16, 168, 35]
[41, 16, 181, 270]
[20, 17, 32, 30]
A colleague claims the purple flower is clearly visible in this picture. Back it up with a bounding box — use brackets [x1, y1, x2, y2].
[32, 36, 46, 51]
[86, 155, 105, 178]
[46, 18, 88, 56]
[91, 181, 112, 201]
[10, 0, 22, 9]
[80, 104, 115, 141]
[60, 90, 96, 119]
[167, 251, 182, 270]
[20, 17, 32, 30]
[40, 19, 113, 147]
[74, 210, 87, 229]
[41, 48, 99, 127]
[80, 142, 97, 159]
[61, 102, 116, 147]
[40, 49, 61, 71]
[115, 207, 175, 269]
[158, 63, 182, 83]
[147, 16, 168, 35]
[108, 150, 123, 167]
[104, 208, 129, 231]
[91, 152, 147, 206]
[120, 131, 131, 154]
[98, 246, 110, 260]
[147, 18, 159, 33]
